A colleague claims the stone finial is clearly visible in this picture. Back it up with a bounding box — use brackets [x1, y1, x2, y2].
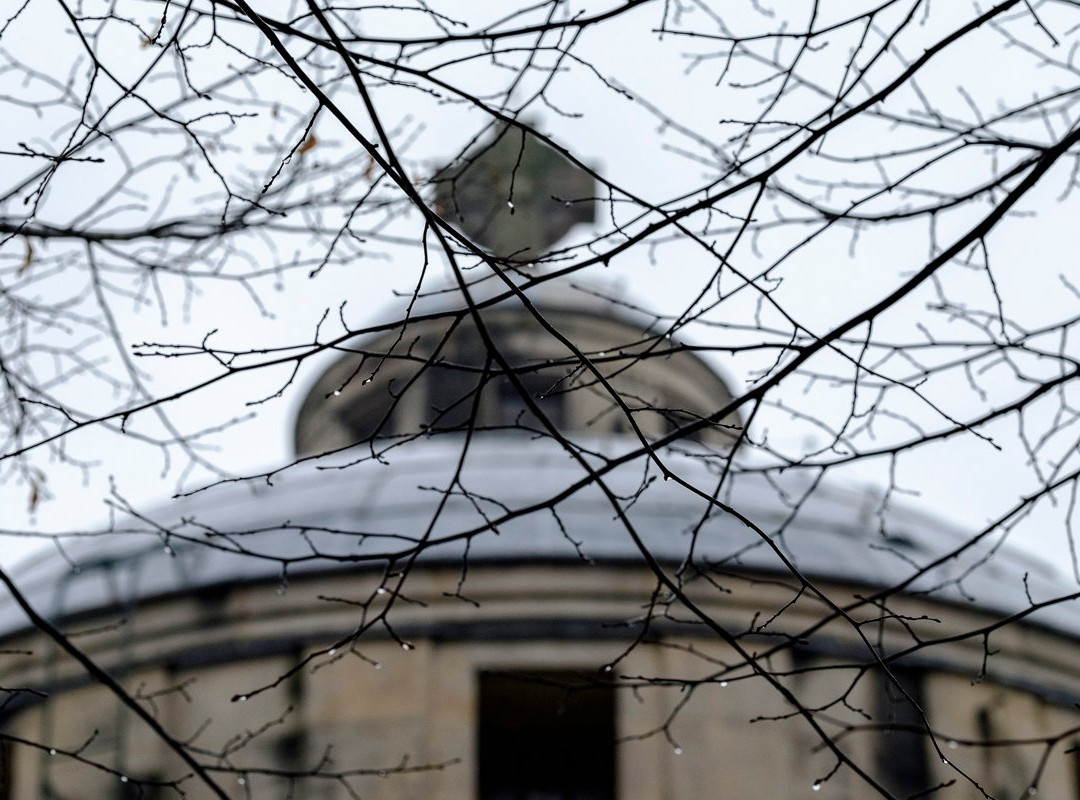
[434, 124, 596, 259]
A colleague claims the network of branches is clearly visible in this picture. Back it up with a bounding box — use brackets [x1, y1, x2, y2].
[3, 0, 1080, 798]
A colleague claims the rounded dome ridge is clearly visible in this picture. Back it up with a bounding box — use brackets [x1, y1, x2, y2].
[0, 436, 1075, 641]
[292, 273, 742, 457]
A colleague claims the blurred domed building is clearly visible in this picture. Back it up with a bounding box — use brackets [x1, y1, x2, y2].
[2, 131, 1080, 800]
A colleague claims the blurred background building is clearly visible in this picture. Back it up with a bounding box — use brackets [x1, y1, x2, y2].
[1, 131, 1079, 800]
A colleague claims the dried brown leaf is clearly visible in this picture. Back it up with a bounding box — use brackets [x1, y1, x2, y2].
[18, 237, 33, 276]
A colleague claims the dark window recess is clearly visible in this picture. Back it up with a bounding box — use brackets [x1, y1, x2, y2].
[118, 775, 166, 800]
[478, 671, 615, 800]
[426, 362, 485, 432]
[0, 739, 10, 800]
[425, 327, 487, 433]
[663, 410, 702, 444]
[493, 370, 566, 431]
[1072, 739, 1080, 799]
[275, 729, 307, 768]
[876, 666, 930, 798]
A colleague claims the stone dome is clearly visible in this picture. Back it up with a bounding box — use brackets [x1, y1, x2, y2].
[1, 435, 1074, 640]
[292, 273, 741, 456]
[0, 276, 1073, 641]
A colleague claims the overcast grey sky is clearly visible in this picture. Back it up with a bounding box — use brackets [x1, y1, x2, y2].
[2, 0, 1079, 586]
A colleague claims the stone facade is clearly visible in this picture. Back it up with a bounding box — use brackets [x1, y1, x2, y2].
[2, 282, 1080, 799]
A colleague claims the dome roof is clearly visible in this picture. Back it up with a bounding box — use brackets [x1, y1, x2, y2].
[292, 273, 742, 455]
[1, 435, 1075, 640]
[3, 275, 1075, 646]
